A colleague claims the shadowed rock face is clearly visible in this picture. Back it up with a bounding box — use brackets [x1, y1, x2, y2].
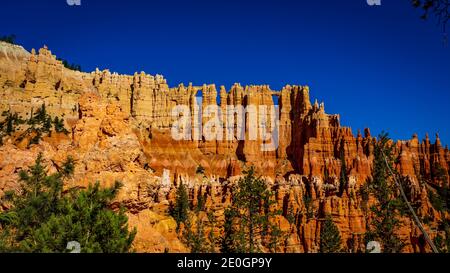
[0, 42, 449, 253]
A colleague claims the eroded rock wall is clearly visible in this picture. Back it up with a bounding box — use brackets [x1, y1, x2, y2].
[1, 42, 449, 252]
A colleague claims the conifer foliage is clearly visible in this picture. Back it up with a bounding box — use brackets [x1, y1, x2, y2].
[339, 138, 348, 196]
[363, 133, 406, 253]
[0, 153, 136, 253]
[57, 58, 82, 72]
[221, 167, 284, 253]
[171, 181, 218, 253]
[320, 215, 342, 253]
[171, 182, 189, 226]
[0, 104, 69, 146]
[182, 216, 210, 253]
[0, 34, 16, 44]
[0, 110, 25, 145]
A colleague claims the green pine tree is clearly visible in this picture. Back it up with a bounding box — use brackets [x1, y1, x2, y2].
[171, 182, 189, 226]
[57, 58, 82, 72]
[0, 153, 136, 253]
[195, 193, 205, 213]
[339, 138, 348, 196]
[53, 116, 69, 134]
[196, 165, 205, 175]
[435, 219, 450, 253]
[0, 110, 25, 145]
[364, 132, 406, 253]
[207, 211, 217, 253]
[320, 215, 342, 253]
[182, 216, 209, 253]
[221, 167, 283, 253]
[303, 193, 314, 220]
[182, 211, 218, 253]
[1, 106, 69, 146]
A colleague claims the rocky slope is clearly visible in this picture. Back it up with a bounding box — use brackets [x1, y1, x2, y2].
[0, 41, 449, 252]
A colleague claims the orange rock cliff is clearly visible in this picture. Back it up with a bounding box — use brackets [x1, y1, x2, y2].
[0, 41, 449, 253]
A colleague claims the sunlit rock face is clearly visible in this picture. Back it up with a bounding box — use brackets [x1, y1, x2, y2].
[0, 42, 448, 253]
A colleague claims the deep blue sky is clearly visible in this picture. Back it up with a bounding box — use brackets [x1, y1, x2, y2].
[1, 0, 449, 144]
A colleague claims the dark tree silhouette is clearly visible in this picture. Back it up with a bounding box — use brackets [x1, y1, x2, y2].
[0, 34, 16, 45]
[412, 0, 450, 32]
[171, 182, 189, 226]
[57, 58, 82, 72]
